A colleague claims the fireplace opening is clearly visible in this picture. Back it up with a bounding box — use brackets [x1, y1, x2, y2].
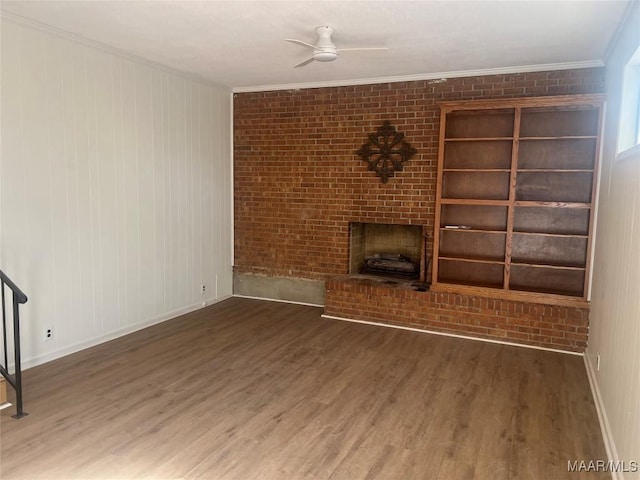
[349, 223, 425, 281]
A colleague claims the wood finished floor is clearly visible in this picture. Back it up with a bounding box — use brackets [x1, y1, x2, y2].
[1, 297, 608, 480]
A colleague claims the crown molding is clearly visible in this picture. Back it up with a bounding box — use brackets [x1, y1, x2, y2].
[1, 10, 230, 92]
[232, 60, 605, 93]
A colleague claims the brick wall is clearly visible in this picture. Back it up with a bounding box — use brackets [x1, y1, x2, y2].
[233, 68, 604, 352]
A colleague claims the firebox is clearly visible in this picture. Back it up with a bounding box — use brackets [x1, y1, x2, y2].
[349, 223, 425, 280]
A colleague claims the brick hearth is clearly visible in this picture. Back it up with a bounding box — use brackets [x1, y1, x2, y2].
[325, 276, 589, 352]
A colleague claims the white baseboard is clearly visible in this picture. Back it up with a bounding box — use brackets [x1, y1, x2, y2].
[19, 295, 232, 371]
[321, 314, 584, 356]
[584, 354, 621, 480]
[233, 294, 323, 308]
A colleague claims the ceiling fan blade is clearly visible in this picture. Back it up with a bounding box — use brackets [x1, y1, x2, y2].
[337, 47, 389, 52]
[285, 39, 318, 49]
[293, 57, 315, 68]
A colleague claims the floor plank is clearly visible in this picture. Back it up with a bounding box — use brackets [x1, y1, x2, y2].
[1, 297, 608, 479]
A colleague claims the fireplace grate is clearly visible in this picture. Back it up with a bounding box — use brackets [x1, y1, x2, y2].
[360, 253, 419, 279]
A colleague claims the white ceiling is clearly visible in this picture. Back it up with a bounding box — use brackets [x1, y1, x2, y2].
[1, 0, 631, 92]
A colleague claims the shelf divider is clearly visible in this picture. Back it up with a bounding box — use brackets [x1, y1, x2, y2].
[504, 107, 521, 290]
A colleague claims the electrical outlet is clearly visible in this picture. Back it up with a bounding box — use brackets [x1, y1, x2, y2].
[201, 285, 206, 294]
[596, 353, 601, 371]
[45, 328, 53, 341]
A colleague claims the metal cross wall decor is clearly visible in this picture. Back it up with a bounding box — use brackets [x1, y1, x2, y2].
[356, 120, 417, 183]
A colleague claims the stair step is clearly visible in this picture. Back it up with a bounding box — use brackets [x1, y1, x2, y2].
[0, 377, 8, 407]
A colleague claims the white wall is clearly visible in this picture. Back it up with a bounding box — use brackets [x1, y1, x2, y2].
[0, 18, 233, 367]
[587, 2, 640, 478]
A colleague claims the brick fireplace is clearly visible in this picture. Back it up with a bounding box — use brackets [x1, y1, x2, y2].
[233, 67, 604, 352]
[349, 222, 425, 280]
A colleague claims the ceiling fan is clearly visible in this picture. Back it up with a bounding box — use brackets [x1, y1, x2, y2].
[285, 26, 388, 68]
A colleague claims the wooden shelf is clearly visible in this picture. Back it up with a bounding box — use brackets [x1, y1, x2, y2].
[439, 229, 506, 262]
[443, 168, 511, 172]
[512, 230, 588, 239]
[518, 137, 596, 170]
[511, 262, 586, 270]
[517, 169, 594, 173]
[508, 284, 584, 298]
[441, 204, 508, 232]
[445, 110, 514, 139]
[441, 198, 511, 206]
[438, 256, 505, 287]
[509, 264, 586, 298]
[439, 255, 505, 265]
[433, 94, 603, 302]
[516, 171, 594, 203]
[442, 170, 510, 200]
[520, 108, 599, 137]
[519, 136, 598, 140]
[445, 137, 513, 142]
[513, 207, 590, 235]
[430, 282, 590, 307]
[513, 201, 592, 208]
[435, 278, 504, 290]
[440, 227, 506, 234]
[443, 140, 513, 170]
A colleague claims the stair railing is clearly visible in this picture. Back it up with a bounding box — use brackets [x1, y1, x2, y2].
[0, 269, 28, 418]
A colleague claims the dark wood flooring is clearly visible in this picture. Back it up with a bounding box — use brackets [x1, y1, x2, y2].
[0, 297, 608, 479]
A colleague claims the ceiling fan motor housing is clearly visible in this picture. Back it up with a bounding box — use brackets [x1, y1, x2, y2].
[314, 50, 338, 62]
[314, 26, 338, 62]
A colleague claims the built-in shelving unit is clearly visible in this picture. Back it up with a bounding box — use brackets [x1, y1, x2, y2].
[432, 95, 604, 305]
